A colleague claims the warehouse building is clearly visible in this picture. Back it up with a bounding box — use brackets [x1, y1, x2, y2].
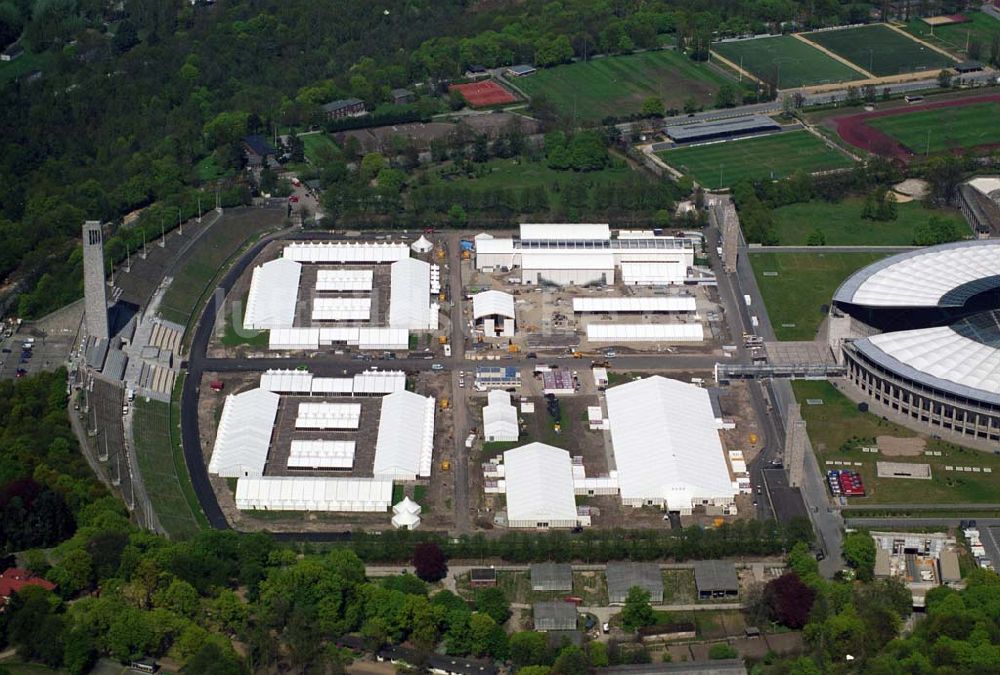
[373, 391, 435, 480]
[473, 290, 516, 337]
[475, 366, 521, 390]
[605, 376, 736, 513]
[530, 563, 573, 592]
[208, 388, 281, 478]
[694, 561, 739, 600]
[284, 241, 409, 264]
[533, 602, 578, 631]
[475, 224, 693, 286]
[502, 443, 582, 529]
[483, 390, 519, 442]
[606, 562, 664, 604]
[389, 258, 438, 330]
[664, 115, 781, 144]
[235, 477, 392, 512]
[243, 258, 302, 330]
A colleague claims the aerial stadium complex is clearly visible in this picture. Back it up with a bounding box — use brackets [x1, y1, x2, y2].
[830, 240, 1000, 442]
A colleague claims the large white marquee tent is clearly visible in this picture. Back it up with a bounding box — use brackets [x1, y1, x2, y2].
[372, 391, 435, 480]
[235, 477, 393, 512]
[243, 258, 302, 330]
[209, 387, 281, 477]
[503, 443, 579, 529]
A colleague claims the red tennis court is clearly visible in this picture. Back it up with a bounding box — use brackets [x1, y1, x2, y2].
[450, 80, 517, 107]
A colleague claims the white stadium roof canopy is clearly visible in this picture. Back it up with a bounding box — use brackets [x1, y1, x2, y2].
[316, 268, 373, 292]
[605, 376, 735, 510]
[473, 290, 516, 320]
[235, 477, 392, 512]
[520, 223, 610, 241]
[287, 440, 356, 469]
[573, 297, 696, 313]
[833, 240, 1000, 308]
[243, 258, 302, 330]
[389, 258, 435, 329]
[503, 443, 579, 527]
[373, 391, 435, 480]
[208, 387, 281, 477]
[587, 323, 704, 342]
[284, 241, 409, 264]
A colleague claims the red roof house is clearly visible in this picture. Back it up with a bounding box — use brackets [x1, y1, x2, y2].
[0, 568, 56, 603]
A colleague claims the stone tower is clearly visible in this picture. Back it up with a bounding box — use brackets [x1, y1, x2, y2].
[82, 220, 109, 339]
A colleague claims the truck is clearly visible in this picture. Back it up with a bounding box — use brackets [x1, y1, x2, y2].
[743, 294, 752, 306]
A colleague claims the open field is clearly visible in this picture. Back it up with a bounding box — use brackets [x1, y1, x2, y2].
[750, 252, 886, 340]
[867, 101, 1000, 153]
[133, 394, 206, 539]
[0, 50, 52, 85]
[659, 131, 854, 189]
[805, 24, 954, 77]
[712, 36, 864, 88]
[792, 381, 1000, 504]
[515, 50, 731, 122]
[301, 132, 341, 165]
[832, 94, 1000, 161]
[905, 12, 1000, 56]
[771, 198, 966, 245]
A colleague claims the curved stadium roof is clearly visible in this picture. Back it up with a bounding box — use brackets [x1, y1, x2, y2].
[833, 240, 1000, 308]
[854, 310, 1000, 406]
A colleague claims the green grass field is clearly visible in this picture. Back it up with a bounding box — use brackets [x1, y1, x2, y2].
[133, 394, 207, 539]
[712, 35, 865, 87]
[792, 381, 1000, 504]
[0, 50, 52, 86]
[771, 198, 966, 245]
[750, 252, 886, 340]
[300, 132, 341, 165]
[659, 131, 854, 189]
[805, 24, 954, 76]
[867, 101, 1000, 153]
[514, 50, 731, 122]
[906, 12, 1000, 57]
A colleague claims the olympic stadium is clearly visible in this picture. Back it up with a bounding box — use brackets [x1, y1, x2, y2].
[830, 240, 1000, 442]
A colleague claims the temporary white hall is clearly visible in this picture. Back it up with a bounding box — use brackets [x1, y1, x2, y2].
[391, 496, 422, 530]
[573, 296, 697, 313]
[389, 258, 437, 330]
[235, 477, 393, 512]
[283, 241, 409, 264]
[287, 439, 356, 469]
[311, 297, 372, 322]
[483, 390, 519, 443]
[605, 376, 736, 514]
[259, 367, 407, 396]
[268, 327, 409, 351]
[243, 258, 302, 330]
[473, 290, 516, 337]
[295, 402, 362, 430]
[208, 387, 281, 477]
[503, 443, 580, 529]
[373, 390, 436, 480]
[316, 268, 373, 292]
[587, 323, 704, 342]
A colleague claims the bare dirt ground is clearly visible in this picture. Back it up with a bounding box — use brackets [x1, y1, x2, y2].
[877, 435, 926, 457]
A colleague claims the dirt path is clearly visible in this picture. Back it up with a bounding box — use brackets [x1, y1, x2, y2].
[708, 49, 761, 85]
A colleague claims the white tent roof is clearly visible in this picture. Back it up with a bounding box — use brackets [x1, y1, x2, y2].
[520, 223, 610, 241]
[373, 391, 435, 479]
[484, 390, 519, 439]
[393, 496, 422, 515]
[833, 241, 1000, 308]
[244, 258, 302, 330]
[587, 323, 704, 342]
[269, 328, 320, 350]
[503, 443, 578, 524]
[573, 297, 696, 313]
[287, 440, 356, 469]
[521, 252, 615, 270]
[284, 241, 409, 263]
[389, 258, 434, 329]
[353, 370, 406, 394]
[473, 290, 516, 320]
[312, 297, 372, 321]
[295, 402, 362, 429]
[411, 235, 434, 253]
[268, 327, 408, 350]
[391, 510, 421, 529]
[235, 477, 392, 512]
[208, 388, 280, 477]
[605, 376, 735, 509]
[260, 369, 313, 394]
[316, 268, 373, 291]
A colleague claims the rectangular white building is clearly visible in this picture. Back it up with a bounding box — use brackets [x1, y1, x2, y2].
[295, 402, 362, 430]
[287, 439, 356, 469]
[587, 323, 704, 342]
[316, 268, 373, 292]
[284, 241, 409, 264]
[373, 390, 435, 480]
[209, 388, 281, 478]
[389, 258, 437, 330]
[503, 443, 581, 528]
[483, 390, 519, 442]
[605, 376, 736, 514]
[573, 297, 697, 313]
[473, 290, 516, 337]
[268, 327, 409, 351]
[243, 258, 302, 330]
[235, 477, 392, 512]
[311, 297, 372, 322]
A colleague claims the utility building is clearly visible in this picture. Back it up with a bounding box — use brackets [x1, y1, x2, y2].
[606, 562, 664, 604]
[82, 221, 109, 339]
[473, 290, 516, 337]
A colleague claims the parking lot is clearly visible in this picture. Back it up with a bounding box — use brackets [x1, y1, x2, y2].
[0, 301, 82, 381]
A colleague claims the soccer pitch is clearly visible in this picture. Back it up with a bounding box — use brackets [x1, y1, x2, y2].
[712, 35, 865, 88]
[514, 50, 729, 122]
[805, 24, 954, 76]
[659, 131, 855, 189]
[867, 101, 1000, 153]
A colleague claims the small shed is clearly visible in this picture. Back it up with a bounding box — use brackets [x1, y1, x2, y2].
[469, 568, 497, 588]
[506, 64, 537, 77]
[391, 88, 415, 104]
[606, 562, 663, 604]
[938, 550, 961, 584]
[694, 560, 739, 600]
[874, 548, 891, 579]
[530, 563, 573, 592]
[533, 601, 577, 631]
